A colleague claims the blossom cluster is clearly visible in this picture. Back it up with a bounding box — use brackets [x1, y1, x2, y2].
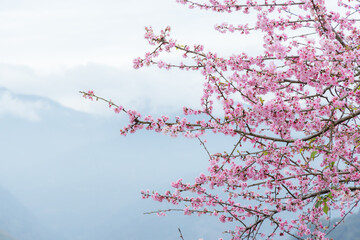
[83, 0, 360, 239]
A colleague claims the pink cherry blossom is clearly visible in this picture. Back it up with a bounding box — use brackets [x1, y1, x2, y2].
[82, 0, 360, 239]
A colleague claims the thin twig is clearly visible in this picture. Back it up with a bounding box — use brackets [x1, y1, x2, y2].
[197, 137, 213, 160]
[178, 228, 185, 240]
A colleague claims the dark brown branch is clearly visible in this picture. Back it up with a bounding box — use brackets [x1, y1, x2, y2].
[178, 228, 185, 240]
[301, 186, 360, 200]
[80, 91, 360, 144]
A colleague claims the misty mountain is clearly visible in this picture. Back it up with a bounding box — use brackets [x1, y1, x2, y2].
[0, 186, 55, 240]
[91, 200, 232, 240]
[3, 80, 360, 240]
[0, 230, 16, 240]
[286, 210, 360, 240]
[325, 211, 360, 240]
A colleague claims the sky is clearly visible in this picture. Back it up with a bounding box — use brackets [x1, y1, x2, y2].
[0, 0, 261, 117]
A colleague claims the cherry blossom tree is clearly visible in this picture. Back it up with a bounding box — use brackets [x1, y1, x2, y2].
[81, 0, 360, 239]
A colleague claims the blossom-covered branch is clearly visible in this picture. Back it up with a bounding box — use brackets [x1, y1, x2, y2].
[82, 0, 360, 239]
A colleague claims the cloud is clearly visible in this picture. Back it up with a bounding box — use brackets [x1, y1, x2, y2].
[0, 90, 50, 121]
[0, 63, 205, 116]
[0, 0, 261, 73]
[0, 0, 262, 117]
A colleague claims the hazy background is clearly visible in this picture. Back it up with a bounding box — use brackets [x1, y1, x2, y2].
[0, 87, 238, 240]
[0, 1, 356, 240]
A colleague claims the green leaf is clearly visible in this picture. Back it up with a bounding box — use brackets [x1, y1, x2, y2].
[325, 161, 335, 170]
[323, 202, 329, 214]
[355, 85, 360, 93]
[264, 151, 268, 156]
[309, 138, 316, 144]
[315, 200, 321, 208]
[327, 192, 333, 200]
[175, 44, 185, 50]
[259, 97, 264, 104]
[310, 151, 318, 160]
[348, 104, 358, 111]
